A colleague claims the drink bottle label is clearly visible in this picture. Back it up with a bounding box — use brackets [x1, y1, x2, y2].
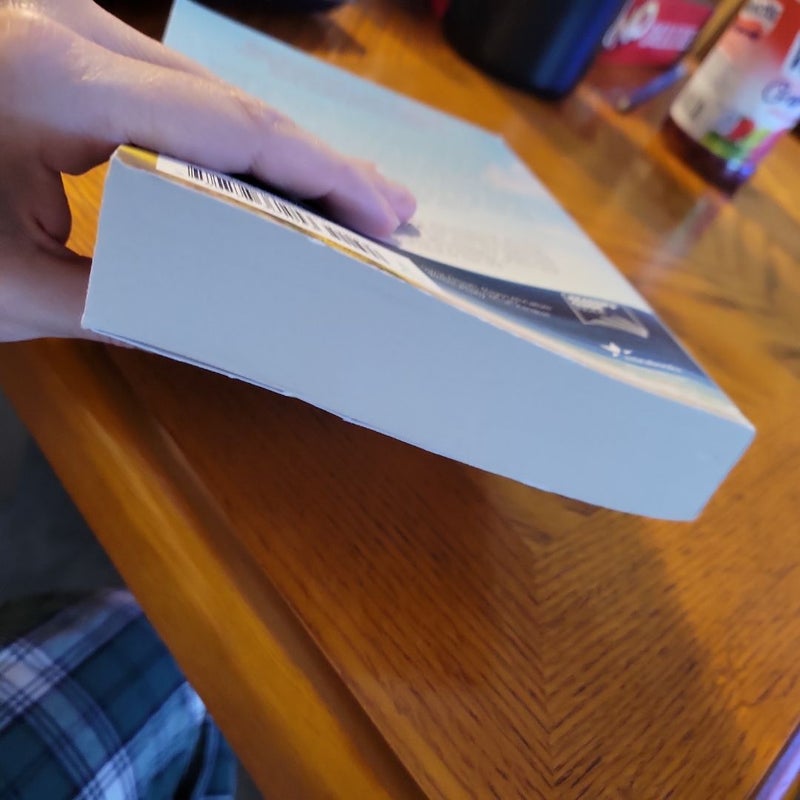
[670, 0, 800, 165]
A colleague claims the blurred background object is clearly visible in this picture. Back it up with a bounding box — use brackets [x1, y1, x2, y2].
[594, 0, 713, 113]
[442, 0, 629, 98]
[612, 60, 689, 111]
[597, 0, 714, 68]
[436, 0, 748, 106]
[430, 0, 448, 18]
[692, 0, 745, 56]
[662, 0, 800, 191]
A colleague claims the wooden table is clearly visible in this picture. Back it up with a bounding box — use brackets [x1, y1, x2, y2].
[2, 2, 799, 797]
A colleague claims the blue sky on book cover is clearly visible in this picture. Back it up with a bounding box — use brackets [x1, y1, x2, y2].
[163, 0, 746, 421]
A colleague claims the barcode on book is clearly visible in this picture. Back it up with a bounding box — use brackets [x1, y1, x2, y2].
[154, 155, 428, 286]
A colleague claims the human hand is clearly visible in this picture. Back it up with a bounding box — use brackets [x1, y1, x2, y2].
[0, 1, 416, 342]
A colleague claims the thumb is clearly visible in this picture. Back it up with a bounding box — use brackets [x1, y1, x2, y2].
[0, 245, 107, 343]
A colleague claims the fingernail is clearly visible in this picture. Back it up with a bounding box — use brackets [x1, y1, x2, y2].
[386, 209, 402, 233]
[397, 190, 417, 222]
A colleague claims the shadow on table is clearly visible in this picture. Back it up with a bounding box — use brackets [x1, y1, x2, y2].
[118, 351, 759, 799]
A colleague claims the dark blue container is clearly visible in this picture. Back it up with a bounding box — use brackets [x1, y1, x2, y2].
[443, 0, 627, 99]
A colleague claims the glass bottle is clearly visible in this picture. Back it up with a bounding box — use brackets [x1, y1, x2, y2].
[663, 0, 800, 192]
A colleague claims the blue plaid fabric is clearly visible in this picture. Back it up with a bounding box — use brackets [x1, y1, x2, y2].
[0, 589, 235, 800]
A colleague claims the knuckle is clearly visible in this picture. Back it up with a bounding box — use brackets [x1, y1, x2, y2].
[338, 159, 367, 186]
[0, 8, 58, 65]
[231, 91, 287, 133]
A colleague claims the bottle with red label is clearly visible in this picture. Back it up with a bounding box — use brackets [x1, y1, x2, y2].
[662, 0, 800, 192]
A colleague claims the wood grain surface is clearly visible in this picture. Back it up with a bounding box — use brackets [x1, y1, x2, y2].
[2, 1, 799, 798]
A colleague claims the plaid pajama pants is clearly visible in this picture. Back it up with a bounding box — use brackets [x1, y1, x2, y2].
[0, 590, 235, 800]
